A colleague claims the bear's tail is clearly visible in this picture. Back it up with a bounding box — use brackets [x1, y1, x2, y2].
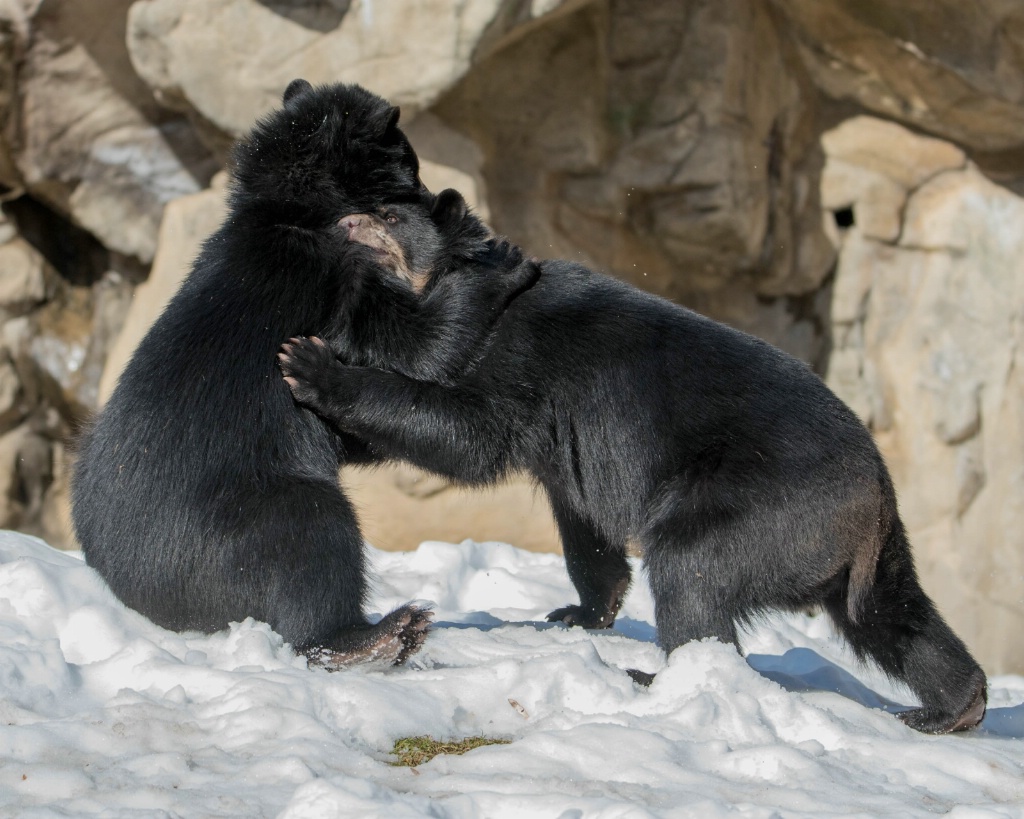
[828, 471, 987, 733]
[844, 469, 899, 624]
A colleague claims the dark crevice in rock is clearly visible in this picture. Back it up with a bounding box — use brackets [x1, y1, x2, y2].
[3, 194, 112, 287]
[833, 206, 855, 228]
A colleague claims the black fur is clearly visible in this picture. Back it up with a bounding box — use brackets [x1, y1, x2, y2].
[71, 81, 535, 667]
[280, 216, 987, 731]
[327, 189, 537, 385]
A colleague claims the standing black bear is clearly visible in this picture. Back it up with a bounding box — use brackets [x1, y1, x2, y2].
[72, 80, 536, 667]
[279, 208, 987, 731]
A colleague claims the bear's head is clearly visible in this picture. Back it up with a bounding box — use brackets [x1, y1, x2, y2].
[337, 188, 483, 292]
[229, 79, 424, 231]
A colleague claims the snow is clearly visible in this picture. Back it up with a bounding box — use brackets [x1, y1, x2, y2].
[1, 530, 1022, 818]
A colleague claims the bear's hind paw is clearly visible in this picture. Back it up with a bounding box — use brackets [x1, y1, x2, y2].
[305, 605, 433, 671]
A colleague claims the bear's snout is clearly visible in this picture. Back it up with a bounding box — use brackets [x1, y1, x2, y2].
[339, 215, 362, 235]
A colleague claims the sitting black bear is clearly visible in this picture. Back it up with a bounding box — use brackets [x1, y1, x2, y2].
[279, 204, 987, 731]
[72, 80, 535, 668]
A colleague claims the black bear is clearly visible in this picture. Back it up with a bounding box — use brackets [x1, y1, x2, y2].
[325, 189, 537, 386]
[279, 209, 987, 731]
[72, 79, 536, 668]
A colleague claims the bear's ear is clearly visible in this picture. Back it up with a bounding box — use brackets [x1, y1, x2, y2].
[368, 105, 401, 137]
[283, 79, 313, 106]
[431, 188, 468, 226]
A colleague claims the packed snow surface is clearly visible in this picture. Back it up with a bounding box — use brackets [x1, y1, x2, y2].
[1, 530, 1022, 817]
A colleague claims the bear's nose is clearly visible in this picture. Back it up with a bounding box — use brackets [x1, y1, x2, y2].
[340, 215, 361, 232]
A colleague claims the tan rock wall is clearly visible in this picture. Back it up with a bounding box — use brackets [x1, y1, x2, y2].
[125, 0, 587, 139]
[433, 0, 836, 362]
[822, 116, 1024, 673]
[774, 0, 1024, 155]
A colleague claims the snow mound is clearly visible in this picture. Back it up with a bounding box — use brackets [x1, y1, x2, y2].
[1, 531, 1022, 817]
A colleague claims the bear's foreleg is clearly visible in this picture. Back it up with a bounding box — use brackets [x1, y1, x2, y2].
[544, 493, 631, 629]
[279, 336, 512, 486]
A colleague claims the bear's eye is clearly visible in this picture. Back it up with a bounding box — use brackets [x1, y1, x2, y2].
[384, 213, 399, 225]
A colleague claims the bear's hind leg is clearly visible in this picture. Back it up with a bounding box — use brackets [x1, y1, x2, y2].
[644, 538, 741, 652]
[638, 491, 747, 653]
[824, 526, 986, 733]
[252, 479, 432, 669]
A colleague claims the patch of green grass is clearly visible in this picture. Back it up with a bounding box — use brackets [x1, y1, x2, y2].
[390, 735, 511, 767]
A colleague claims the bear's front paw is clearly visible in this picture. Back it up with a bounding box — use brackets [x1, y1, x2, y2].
[485, 239, 540, 300]
[546, 603, 617, 630]
[278, 336, 336, 409]
[485, 237, 524, 271]
[510, 257, 542, 294]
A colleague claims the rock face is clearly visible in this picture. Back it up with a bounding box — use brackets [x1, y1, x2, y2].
[15, 0, 215, 262]
[1, 0, 1023, 671]
[433, 0, 836, 363]
[774, 0, 1024, 157]
[822, 116, 1024, 675]
[125, 0, 588, 144]
[97, 172, 229, 404]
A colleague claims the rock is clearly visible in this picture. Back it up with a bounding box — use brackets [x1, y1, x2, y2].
[435, 0, 835, 362]
[820, 116, 967, 245]
[0, 345, 22, 432]
[0, 421, 50, 531]
[39, 438, 75, 550]
[25, 286, 94, 419]
[15, 0, 214, 261]
[822, 116, 1024, 674]
[0, 236, 48, 313]
[66, 121, 210, 262]
[406, 112, 491, 221]
[0, 210, 15, 243]
[341, 467, 559, 553]
[821, 116, 967, 192]
[2, 265, 132, 426]
[126, 0, 582, 139]
[775, 0, 1024, 155]
[82, 271, 135, 410]
[99, 172, 229, 403]
[0, 7, 21, 198]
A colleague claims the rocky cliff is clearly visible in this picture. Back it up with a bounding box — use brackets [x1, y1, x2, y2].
[0, 0, 1021, 673]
